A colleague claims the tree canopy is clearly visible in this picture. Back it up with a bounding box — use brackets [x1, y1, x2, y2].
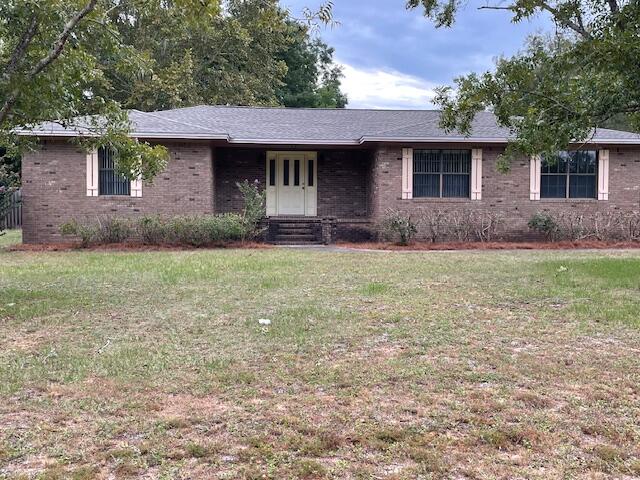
[0, 0, 346, 185]
[406, 0, 640, 169]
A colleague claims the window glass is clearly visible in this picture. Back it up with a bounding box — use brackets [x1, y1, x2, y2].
[308, 160, 314, 187]
[294, 159, 300, 186]
[541, 151, 597, 199]
[413, 149, 471, 198]
[98, 147, 130, 196]
[269, 159, 276, 186]
[283, 159, 289, 186]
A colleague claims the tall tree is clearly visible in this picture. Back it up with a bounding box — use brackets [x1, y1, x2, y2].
[406, 0, 640, 170]
[277, 22, 347, 108]
[99, 0, 346, 111]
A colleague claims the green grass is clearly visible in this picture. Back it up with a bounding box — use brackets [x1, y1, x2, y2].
[0, 229, 21, 248]
[1, 246, 639, 479]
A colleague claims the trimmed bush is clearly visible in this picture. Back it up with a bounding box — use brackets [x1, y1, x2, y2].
[528, 210, 640, 242]
[60, 217, 132, 247]
[62, 214, 248, 247]
[419, 209, 504, 243]
[381, 209, 418, 245]
[528, 212, 559, 240]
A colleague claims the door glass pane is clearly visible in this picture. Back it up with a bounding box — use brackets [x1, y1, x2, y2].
[269, 159, 276, 186]
[308, 160, 314, 187]
[294, 159, 300, 186]
[283, 159, 289, 186]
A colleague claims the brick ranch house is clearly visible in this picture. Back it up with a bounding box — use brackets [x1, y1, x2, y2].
[19, 105, 640, 244]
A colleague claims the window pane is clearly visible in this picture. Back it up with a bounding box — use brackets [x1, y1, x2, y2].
[308, 160, 314, 187]
[98, 147, 130, 196]
[413, 174, 440, 197]
[269, 159, 276, 186]
[283, 159, 289, 186]
[569, 175, 596, 198]
[542, 154, 568, 174]
[541, 175, 567, 198]
[294, 159, 300, 186]
[414, 150, 440, 173]
[441, 150, 471, 173]
[443, 174, 470, 198]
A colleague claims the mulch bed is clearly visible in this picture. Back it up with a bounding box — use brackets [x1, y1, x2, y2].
[336, 240, 640, 251]
[8, 240, 640, 252]
[8, 241, 273, 252]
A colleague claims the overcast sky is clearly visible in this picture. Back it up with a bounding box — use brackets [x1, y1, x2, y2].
[284, 0, 550, 109]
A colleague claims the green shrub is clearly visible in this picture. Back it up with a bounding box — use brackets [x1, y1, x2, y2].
[60, 217, 132, 246]
[137, 215, 168, 244]
[236, 179, 266, 240]
[381, 209, 418, 245]
[160, 214, 247, 246]
[97, 217, 133, 243]
[63, 214, 249, 247]
[528, 212, 559, 240]
[60, 220, 99, 247]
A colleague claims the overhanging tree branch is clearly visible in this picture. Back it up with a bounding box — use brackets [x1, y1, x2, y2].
[29, 0, 100, 78]
[0, 0, 99, 126]
[3, 15, 39, 80]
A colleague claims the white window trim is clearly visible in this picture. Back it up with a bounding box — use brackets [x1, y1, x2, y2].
[471, 148, 482, 200]
[598, 149, 609, 201]
[530, 155, 541, 200]
[86, 149, 98, 197]
[401, 147, 413, 199]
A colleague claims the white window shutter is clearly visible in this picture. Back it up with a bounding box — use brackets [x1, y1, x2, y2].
[401, 148, 413, 199]
[471, 148, 482, 200]
[530, 155, 541, 200]
[86, 149, 98, 197]
[130, 177, 143, 198]
[598, 149, 609, 200]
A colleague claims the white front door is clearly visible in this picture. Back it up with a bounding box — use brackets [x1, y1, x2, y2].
[266, 151, 317, 217]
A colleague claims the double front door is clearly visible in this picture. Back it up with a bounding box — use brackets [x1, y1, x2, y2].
[266, 151, 317, 216]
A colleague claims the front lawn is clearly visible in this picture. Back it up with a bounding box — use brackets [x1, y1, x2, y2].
[1, 247, 639, 479]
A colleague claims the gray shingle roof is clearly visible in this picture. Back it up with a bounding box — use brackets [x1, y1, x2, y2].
[19, 105, 640, 145]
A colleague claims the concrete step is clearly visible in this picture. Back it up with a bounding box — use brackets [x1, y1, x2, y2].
[277, 227, 315, 235]
[275, 234, 317, 242]
[273, 240, 324, 245]
[274, 223, 317, 229]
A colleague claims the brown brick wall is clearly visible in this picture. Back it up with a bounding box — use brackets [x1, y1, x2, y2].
[369, 144, 640, 240]
[22, 140, 214, 243]
[214, 148, 265, 214]
[317, 150, 370, 218]
[21, 140, 640, 244]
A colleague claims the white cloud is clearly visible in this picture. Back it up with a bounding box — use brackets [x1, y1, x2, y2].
[338, 61, 438, 110]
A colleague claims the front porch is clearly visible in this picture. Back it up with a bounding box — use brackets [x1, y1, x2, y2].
[213, 146, 376, 242]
